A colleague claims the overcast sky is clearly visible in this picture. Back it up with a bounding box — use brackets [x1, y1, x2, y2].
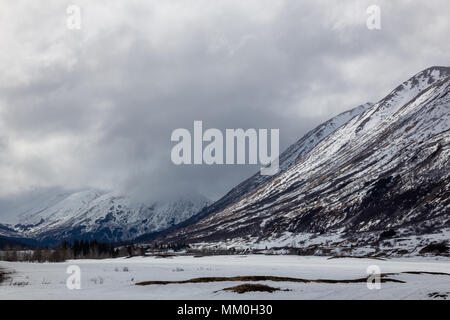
[0, 0, 449, 217]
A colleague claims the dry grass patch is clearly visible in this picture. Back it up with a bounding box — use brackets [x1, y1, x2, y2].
[221, 283, 289, 294]
[135, 274, 405, 286]
[328, 255, 386, 260]
[428, 292, 449, 299]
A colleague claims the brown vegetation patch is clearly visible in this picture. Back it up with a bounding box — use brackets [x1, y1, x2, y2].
[441, 192, 450, 201]
[404, 121, 419, 132]
[221, 283, 289, 294]
[135, 274, 404, 286]
[0, 267, 15, 284]
[135, 270, 450, 287]
[327, 255, 386, 260]
[152, 254, 175, 258]
[428, 292, 449, 299]
[402, 271, 450, 276]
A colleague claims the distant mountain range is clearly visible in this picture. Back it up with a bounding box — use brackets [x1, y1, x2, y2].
[0, 188, 208, 244]
[1, 66, 449, 256]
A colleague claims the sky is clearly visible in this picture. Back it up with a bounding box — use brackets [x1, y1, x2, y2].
[0, 0, 449, 220]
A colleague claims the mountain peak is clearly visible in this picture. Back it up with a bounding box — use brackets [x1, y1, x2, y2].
[391, 66, 450, 96]
[354, 66, 450, 134]
[418, 65, 450, 76]
[408, 66, 450, 87]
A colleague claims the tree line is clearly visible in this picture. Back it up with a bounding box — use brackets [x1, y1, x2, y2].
[0, 240, 125, 262]
[0, 239, 198, 263]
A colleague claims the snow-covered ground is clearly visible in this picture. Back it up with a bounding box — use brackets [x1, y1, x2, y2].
[1, 255, 449, 300]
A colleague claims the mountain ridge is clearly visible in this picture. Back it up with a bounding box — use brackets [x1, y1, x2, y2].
[160, 66, 450, 255]
[134, 102, 373, 242]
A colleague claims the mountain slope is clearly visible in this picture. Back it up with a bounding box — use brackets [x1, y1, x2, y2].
[154, 102, 372, 242]
[207, 102, 372, 213]
[164, 67, 450, 253]
[1, 189, 208, 243]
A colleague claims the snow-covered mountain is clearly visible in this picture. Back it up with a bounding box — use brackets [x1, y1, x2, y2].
[172, 102, 373, 233]
[165, 66, 450, 255]
[0, 189, 208, 243]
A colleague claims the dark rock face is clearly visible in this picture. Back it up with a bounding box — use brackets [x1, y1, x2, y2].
[419, 242, 449, 255]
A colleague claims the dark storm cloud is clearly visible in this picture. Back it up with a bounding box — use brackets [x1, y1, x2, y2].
[0, 0, 449, 213]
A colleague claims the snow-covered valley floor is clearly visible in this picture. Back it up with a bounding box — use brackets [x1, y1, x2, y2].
[1, 255, 449, 300]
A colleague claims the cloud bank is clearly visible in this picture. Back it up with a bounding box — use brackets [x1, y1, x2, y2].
[0, 0, 449, 214]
